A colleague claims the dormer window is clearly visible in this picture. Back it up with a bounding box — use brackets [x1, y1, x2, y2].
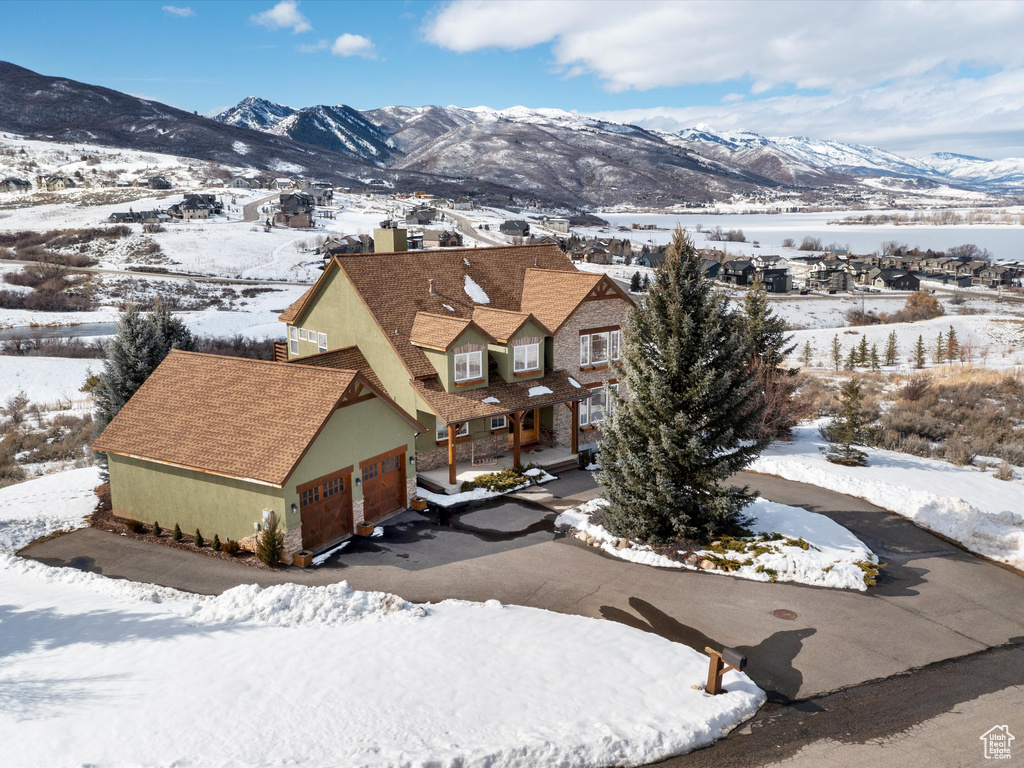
[513, 343, 540, 373]
[454, 350, 483, 383]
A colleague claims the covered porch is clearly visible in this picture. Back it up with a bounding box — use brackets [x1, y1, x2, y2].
[417, 443, 579, 494]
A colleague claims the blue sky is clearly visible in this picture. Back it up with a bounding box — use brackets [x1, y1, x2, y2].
[2, 1, 1023, 158]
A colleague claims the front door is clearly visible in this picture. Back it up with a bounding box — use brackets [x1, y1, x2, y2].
[298, 468, 353, 551]
[508, 408, 540, 447]
[361, 447, 407, 523]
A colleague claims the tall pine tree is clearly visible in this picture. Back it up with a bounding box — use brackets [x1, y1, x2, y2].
[830, 335, 842, 372]
[914, 335, 927, 369]
[884, 331, 899, 367]
[598, 229, 767, 543]
[741, 276, 797, 440]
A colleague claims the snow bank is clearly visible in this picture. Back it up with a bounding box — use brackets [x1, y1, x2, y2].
[752, 421, 1024, 569]
[557, 496, 877, 590]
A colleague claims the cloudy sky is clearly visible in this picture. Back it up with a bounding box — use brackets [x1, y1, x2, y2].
[2, 0, 1022, 158]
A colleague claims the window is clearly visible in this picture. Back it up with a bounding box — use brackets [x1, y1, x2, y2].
[437, 420, 470, 442]
[580, 384, 619, 427]
[289, 326, 298, 354]
[317, 332, 327, 352]
[299, 328, 308, 341]
[513, 343, 540, 373]
[454, 350, 483, 382]
[490, 415, 507, 431]
[579, 330, 620, 367]
[305, 327, 316, 341]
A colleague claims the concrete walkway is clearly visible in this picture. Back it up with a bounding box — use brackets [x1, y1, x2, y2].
[20, 471, 1024, 705]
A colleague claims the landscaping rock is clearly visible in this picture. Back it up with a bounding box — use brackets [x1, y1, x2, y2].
[685, 553, 699, 566]
[699, 559, 716, 571]
[617, 538, 630, 550]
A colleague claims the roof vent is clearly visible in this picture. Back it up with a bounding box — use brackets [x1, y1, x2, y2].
[429, 278, 438, 296]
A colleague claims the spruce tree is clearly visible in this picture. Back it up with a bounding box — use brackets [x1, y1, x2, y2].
[914, 335, 926, 369]
[597, 228, 767, 543]
[741, 276, 797, 440]
[194, 529, 204, 548]
[869, 343, 881, 370]
[642, 273, 651, 291]
[857, 335, 870, 366]
[946, 325, 960, 362]
[172, 523, 182, 541]
[934, 331, 945, 363]
[884, 331, 899, 367]
[800, 339, 814, 368]
[823, 378, 870, 466]
[257, 512, 285, 566]
[830, 335, 842, 372]
[844, 347, 857, 370]
[629, 271, 642, 292]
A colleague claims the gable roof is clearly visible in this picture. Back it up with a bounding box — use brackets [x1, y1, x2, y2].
[472, 307, 551, 342]
[519, 268, 633, 333]
[92, 351, 420, 487]
[287, 345, 386, 393]
[279, 244, 576, 379]
[410, 312, 495, 351]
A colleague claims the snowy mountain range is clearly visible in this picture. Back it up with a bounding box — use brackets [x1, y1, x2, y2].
[217, 98, 1024, 198]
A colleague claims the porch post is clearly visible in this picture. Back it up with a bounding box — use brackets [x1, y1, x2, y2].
[448, 424, 458, 486]
[510, 411, 523, 469]
[571, 399, 579, 455]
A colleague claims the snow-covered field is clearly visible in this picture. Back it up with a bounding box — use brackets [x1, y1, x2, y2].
[0, 355, 96, 405]
[751, 421, 1024, 569]
[557, 496, 878, 590]
[0, 470, 765, 767]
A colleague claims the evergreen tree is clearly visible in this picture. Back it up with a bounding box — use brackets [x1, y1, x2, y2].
[857, 335, 870, 366]
[844, 347, 857, 370]
[884, 331, 899, 367]
[151, 521, 162, 537]
[194, 529, 204, 548]
[150, 299, 197, 358]
[629, 271, 642, 292]
[741, 276, 797, 440]
[642, 273, 651, 291]
[914, 335, 926, 369]
[800, 339, 814, 368]
[172, 523, 182, 541]
[869, 343, 881, 370]
[257, 512, 285, 566]
[823, 378, 870, 466]
[946, 325, 960, 362]
[830, 335, 842, 372]
[934, 331, 945, 363]
[597, 228, 767, 543]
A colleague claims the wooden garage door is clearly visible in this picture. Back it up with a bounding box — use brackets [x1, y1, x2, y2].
[298, 467, 353, 551]
[361, 447, 406, 523]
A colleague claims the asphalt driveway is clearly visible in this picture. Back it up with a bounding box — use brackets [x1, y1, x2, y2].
[20, 469, 1024, 705]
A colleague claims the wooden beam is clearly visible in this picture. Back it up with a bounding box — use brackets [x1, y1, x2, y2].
[509, 411, 523, 469]
[571, 400, 579, 455]
[448, 424, 458, 486]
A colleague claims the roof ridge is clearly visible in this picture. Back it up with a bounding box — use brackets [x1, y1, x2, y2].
[414, 311, 472, 322]
[167, 349, 356, 376]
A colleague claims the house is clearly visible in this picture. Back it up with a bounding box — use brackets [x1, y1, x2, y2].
[453, 197, 473, 210]
[277, 244, 635, 487]
[806, 259, 851, 291]
[750, 254, 787, 270]
[974, 265, 1015, 287]
[405, 208, 436, 226]
[168, 194, 221, 220]
[500, 220, 530, 238]
[720, 260, 756, 286]
[274, 192, 315, 229]
[37, 175, 75, 191]
[871, 268, 920, 291]
[300, 182, 333, 206]
[148, 176, 172, 190]
[227, 177, 253, 189]
[93, 351, 424, 562]
[757, 267, 792, 293]
[542, 217, 570, 234]
[422, 229, 463, 248]
[319, 234, 373, 259]
[0, 177, 31, 193]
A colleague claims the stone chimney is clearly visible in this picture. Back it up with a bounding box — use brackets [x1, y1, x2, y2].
[429, 278, 438, 296]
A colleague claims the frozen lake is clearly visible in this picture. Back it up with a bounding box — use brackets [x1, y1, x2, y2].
[594, 210, 1024, 260]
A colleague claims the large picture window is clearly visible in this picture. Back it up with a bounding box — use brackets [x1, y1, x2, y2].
[454, 350, 483, 382]
[579, 329, 621, 367]
[436, 420, 470, 442]
[513, 343, 540, 373]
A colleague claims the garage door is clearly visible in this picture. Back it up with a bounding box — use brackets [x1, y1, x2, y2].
[361, 447, 407, 523]
[298, 467, 353, 551]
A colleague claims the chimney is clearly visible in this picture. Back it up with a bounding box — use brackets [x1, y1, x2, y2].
[428, 278, 437, 296]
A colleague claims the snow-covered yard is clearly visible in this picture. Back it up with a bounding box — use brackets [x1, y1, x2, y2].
[557, 497, 878, 590]
[751, 421, 1024, 569]
[1, 470, 765, 767]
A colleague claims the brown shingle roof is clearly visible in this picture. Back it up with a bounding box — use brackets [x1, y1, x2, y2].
[310, 244, 575, 378]
[288, 345, 386, 393]
[93, 351, 400, 487]
[412, 365, 584, 425]
[471, 307, 551, 343]
[279, 285, 316, 324]
[409, 312, 494, 351]
[519, 268, 630, 332]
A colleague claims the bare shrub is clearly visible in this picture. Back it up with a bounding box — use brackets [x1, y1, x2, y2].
[994, 461, 1015, 481]
[799, 236, 824, 251]
[944, 434, 975, 466]
[845, 307, 880, 326]
[900, 375, 931, 401]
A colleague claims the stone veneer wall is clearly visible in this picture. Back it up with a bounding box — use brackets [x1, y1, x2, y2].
[416, 433, 508, 471]
[551, 298, 632, 450]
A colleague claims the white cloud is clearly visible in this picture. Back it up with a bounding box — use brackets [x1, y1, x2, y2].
[331, 33, 376, 59]
[251, 0, 312, 33]
[162, 5, 194, 17]
[299, 39, 329, 53]
[424, 0, 1024, 157]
